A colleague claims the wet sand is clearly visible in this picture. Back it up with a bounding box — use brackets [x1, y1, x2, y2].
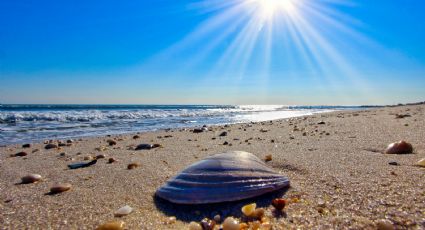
[0, 104, 424, 229]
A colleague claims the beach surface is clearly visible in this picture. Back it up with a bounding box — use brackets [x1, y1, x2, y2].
[0, 104, 424, 229]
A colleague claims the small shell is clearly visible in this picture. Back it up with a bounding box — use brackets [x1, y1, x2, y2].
[21, 174, 42, 184]
[156, 151, 290, 204]
[416, 158, 425, 167]
[114, 205, 133, 217]
[385, 141, 413, 154]
[127, 163, 140, 170]
[50, 183, 72, 193]
[96, 221, 125, 230]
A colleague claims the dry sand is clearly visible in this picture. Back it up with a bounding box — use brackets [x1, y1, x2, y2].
[0, 104, 424, 229]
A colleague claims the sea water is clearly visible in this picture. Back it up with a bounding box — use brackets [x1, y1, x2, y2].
[0, 104, 368, 144]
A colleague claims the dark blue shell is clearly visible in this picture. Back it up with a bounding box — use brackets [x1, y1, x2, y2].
[156, 151, 290, 204]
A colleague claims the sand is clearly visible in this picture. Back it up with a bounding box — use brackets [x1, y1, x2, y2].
[0, 104, 424, 229]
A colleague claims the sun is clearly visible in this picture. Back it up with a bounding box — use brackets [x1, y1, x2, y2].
[254, 0, 297, 18]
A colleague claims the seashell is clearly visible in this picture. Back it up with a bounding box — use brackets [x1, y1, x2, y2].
[156, 151, 290, 204]
[68, 160, 97, 169]
[385, 141, 413, 154]
[114, 205, 133, 217]
[127, 163, 140, 169]
[21, 174, 42, 184]
[416, 158, 425, 167]
[272, 198, 287, 210]
[241, 203, 256, 217]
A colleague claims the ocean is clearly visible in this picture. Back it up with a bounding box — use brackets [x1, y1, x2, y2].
[0, 104, 369, 144]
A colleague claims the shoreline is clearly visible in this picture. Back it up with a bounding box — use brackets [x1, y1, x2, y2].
[0, 104, 424, 229]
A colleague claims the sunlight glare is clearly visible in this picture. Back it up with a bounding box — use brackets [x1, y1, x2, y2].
[254, 0, 297, 18]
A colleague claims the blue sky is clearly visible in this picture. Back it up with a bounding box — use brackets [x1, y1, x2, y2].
[0, 0, 424, 105]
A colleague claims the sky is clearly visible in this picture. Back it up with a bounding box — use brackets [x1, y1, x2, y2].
[0, 0, 424, 105]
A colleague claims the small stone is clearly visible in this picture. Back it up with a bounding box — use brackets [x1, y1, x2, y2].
[96, 221, 124, 230]
[152, 143, 162, 148]
[84, 156, 93, 161]
[50, 183, 72, 193]
[135, 144, 153, 150]
[252, 208, 265, 219]
[108, 158, 117, 164]
[416, 158, 425, 167]
[219, 131, 228, 137]
[317, 121, 326, 125]
[388, 161, 399, 166]
[107, 139, 117, 146]
[127, 163, 140, 169]
[22, 144, 31, 148]
[96, 154, 106, 159]
[223, 141, 229, 145]
[59, 152, 66, 157]
[241, 203, 256, 217]
[264, 154, 272, 162]
[200, 218, 215, 230]
[376, 219, 394, 230]
[222, 217, 239, 230]
[66, 139, 74, 143]
[114, 205, 133, 217]
[385, 141, 413, 154]
[13, 152, 28, 157]
[272, 198, 287, 211]
[45, 144, 58, 150]
[188, 221, 202, 230]
[193, 128, 204, 133]
[21, 174, 42, 184]
[213, 214, 221, 223]
[133, 135, 140, 139]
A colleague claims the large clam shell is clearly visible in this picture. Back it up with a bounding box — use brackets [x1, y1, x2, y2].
[156, 151, 290, 204]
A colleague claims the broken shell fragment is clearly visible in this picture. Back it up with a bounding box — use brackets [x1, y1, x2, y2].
[96, 221, 125, 230]
[114, 205, 133, 217]
[241, 203, 257, 217]
[385, 141, 413, 154]
[21, 174, 42, 184]
[416, 158, 425, 167]
[156, 151, 290, 204]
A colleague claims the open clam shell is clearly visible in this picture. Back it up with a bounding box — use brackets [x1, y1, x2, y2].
[156, 151, 290, 204]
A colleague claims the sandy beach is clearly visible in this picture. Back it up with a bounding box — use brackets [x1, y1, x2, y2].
[0, 104, 424, 229]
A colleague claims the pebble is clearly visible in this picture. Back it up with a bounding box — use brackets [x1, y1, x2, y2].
[127, 163, 140, 169]
[108, 158, 117, 164]
[416, 158, 425, 167]
[385, 141, 413, 154]
[166, 216, 176, 224]
[376, 219, 395, 230]
[21, 174, 42, 184]
[219, 131, 228, 136]
[22, 144, 31, 148]
[45, 144, 58, 149]
[96, 154, 106, 159]
[272, 198, 287, 210]
[114, 205, 133, 217]
[264, 154, 272, 162]
[223, 141, 229, 145]
[200, 218, 215, 230]
[107, 140, 117, 146]
[13, 152, 28, 157]
[188, 221, 202, 230]
[388, 161, 399, 166]
[96, 221, 124, 230]
[222, 217, 239, 230]
[50, 183, 72, 193]
[135, 144, 153, 150]
[214, 214, 221, 223]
